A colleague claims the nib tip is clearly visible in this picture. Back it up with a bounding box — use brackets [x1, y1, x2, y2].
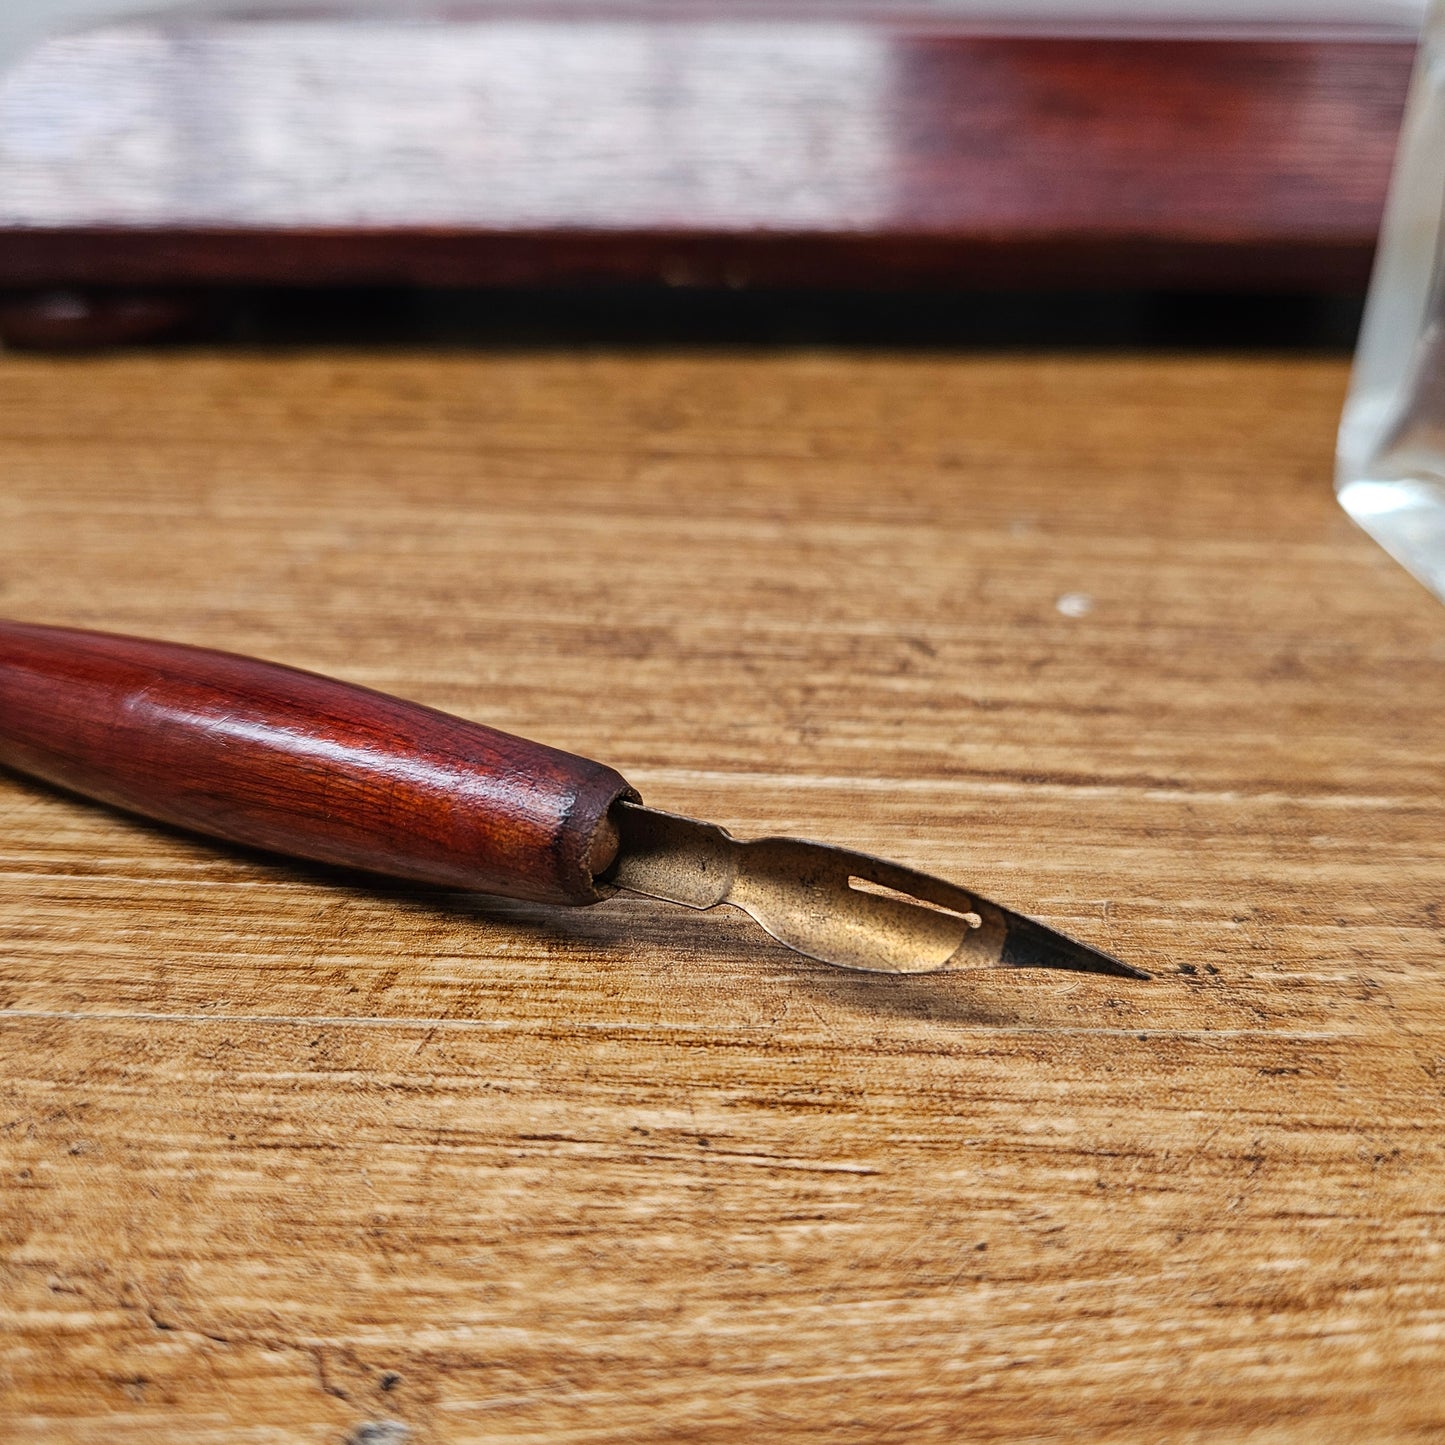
[1001, 914, 1149, 980]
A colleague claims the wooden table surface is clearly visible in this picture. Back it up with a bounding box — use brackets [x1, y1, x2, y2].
[1, 347, 1442, 1443]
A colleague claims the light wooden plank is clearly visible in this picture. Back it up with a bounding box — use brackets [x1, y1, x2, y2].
[1, 350, 1442, 1441]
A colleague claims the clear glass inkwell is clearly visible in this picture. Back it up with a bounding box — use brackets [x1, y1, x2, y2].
[1339, 0, 1445, 602]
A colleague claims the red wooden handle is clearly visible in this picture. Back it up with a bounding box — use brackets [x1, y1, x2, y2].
[0, 621, 635, 905]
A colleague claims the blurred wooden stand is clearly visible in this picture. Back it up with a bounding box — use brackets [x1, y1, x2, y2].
[0, 4, 1417, 347]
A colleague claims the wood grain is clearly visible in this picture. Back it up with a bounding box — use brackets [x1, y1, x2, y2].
[0, 347, 1443, 1441]
[0, 12, 1416, 294]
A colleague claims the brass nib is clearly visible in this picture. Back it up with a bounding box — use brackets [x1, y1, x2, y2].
[606, 802, 1148, 979]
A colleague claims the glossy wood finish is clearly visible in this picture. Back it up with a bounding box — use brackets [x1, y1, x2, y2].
[2, 349, 1444, 1440]
[0, 622, 632, 905]
[0, 12, 1416, 296]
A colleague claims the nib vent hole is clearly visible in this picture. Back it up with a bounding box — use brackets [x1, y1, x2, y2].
[848, 876, 982, 927]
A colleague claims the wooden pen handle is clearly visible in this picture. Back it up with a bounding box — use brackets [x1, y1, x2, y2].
[0, 621, 635, 905]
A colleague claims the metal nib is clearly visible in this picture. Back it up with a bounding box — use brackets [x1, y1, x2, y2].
[605, 802, 1149, 980]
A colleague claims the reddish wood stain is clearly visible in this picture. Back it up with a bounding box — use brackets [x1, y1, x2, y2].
[0, 621, 632, 904]
[0, 16, 1415, 293]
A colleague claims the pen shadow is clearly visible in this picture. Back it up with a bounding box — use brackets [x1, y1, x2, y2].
[783, 961, 1022, 1028]
[422, 888, 1023, 1028]
[3, 767, 1019, 1027]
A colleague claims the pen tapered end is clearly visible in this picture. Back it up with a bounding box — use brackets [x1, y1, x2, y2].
[610, 802, 1151, 980]
[1000, 911, 1150, 980]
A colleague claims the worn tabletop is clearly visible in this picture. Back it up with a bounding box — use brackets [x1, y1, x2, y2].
[0, 348, 1441, 1442]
